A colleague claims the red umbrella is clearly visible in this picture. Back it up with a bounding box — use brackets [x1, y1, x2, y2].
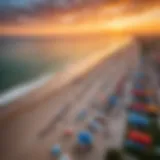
[130, 103, 147, 112]
[131, 89, 147, 97]
[128, 130, 152, 145]
[131, 103, 147, 109]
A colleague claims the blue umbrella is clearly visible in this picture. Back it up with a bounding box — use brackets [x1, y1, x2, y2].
[128, 113, 149, 126]
[51, 144, 61, 156]
[77, 130, 94, 146]
[108, 95, 118, 106]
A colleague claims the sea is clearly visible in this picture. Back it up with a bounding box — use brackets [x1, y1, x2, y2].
[0, 35, 109, 96]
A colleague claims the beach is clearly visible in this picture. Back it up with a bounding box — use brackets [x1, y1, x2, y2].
[0, 38, 140, 160]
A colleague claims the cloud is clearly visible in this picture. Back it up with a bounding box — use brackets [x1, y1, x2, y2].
[0, 0, 44, 24]
[0, 0, 107, 25]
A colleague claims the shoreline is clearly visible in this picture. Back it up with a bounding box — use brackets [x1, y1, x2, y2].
[0, 74, 53, 106]
[0, 37, 132, 107]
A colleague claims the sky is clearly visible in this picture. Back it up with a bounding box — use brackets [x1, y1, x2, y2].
[0, 0, 103, 23]
[0, 0, 160, 36]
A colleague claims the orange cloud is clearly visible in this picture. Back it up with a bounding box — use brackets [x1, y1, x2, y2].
[0, 2, 160, 36]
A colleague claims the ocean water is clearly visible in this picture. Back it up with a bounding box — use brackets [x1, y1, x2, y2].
[0, 36, 109, 94]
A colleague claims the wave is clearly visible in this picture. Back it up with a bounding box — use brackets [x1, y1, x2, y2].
[0, 74, 52, 106]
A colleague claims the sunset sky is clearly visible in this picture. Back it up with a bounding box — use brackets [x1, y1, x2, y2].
[0, 0, 160, 36]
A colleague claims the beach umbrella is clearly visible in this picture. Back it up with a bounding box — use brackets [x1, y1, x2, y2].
[77, 130, 94, 146]
[51, 144, 61, 157]
[131, 89, 147, 97]
[128, 113, 149, 127]
[128, 130, 152, 145]
[64, 128, 74, 137]
[130, 103, 147, 109]
[130, 106, 146, 113]
[146, 105, 159, 114]
[129, 103, 147, 112]
[108, 95, 118, 106]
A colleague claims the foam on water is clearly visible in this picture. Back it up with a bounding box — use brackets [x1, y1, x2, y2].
[0, 74, 52, 106]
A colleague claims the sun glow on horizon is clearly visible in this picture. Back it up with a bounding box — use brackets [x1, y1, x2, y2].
[0, 2, 160, 36]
